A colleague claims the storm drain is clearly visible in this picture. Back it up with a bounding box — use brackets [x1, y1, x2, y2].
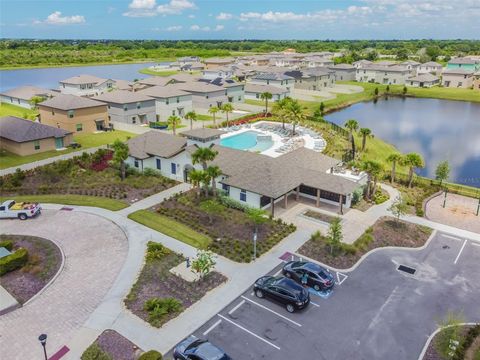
[398, 265, 416, 275]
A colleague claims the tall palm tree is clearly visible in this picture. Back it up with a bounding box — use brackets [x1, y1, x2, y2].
[361, 160, 383, 200]
[188, 169, 204, 197]
[260, 92, 272, 116]
[221, 103, 234, 128]
[272, 97, 292, 129]
[208, 106, 219, 127]
[286, 99, 304, 135]
[206, 165, 222, 197]
[185, 111, 197, 130]
[386, 153, 403, 183]
[191, 147, 218, 171]
[404, 152, 425, 188]
[359, 128, 372, 151]
[167, 115, 181, 135]
[200, 171, 212, 197]
[344, 119, 359, 157]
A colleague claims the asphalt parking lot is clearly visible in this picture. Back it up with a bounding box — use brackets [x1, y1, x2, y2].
[167, 231, 480, 360]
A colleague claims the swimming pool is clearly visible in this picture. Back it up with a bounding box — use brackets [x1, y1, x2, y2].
[220, 130, 274, 152]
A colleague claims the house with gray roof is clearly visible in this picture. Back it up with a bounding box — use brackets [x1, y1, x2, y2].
[0, 86, 57, 109]
[328, 64, 356, 81]
[417, 61, 443, 75]
[249, 73, 294, 91]
[244, 83, 290, 102]
[58, 74, 116, 96]
[138, 86, 193, 120]
[447, 57, 480, 72]
[442, 69, 475, 88]
[284, 68, 335, 90]
[0, 116, 72, 156]
[406, 73, 440, 88]
[93, 90, 156, 125]
[355, 64, 411, 85]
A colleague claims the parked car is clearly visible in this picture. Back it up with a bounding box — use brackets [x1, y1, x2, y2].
[173, 335, 231, 360]
[253, 275, 310, 313]
[0, 200, 41, 220]
[282, 261, 334, 291]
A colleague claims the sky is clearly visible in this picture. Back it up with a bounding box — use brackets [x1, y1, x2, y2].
[0, 0, 479, 40]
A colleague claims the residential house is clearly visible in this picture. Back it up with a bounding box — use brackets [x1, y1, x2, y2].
[138, 86, 193, 120]
[58, 74, 115, 97]
[204, 58, 235, 69]
[249, 73, 294, 92]
[353, 60, 373, 69]
[406, 73, 440, 88]
[272, 56, 304, 68]
[474, 73, 480, 91]
[285, 68, 335, 91]
[202, 78, 245, 103]
[0, 116, 72, 155]
[0, 86, 57, 109]
[174, 82, 229, 109]
[400, 60, 421, 75]
[92, 90, 156, 125]
[441, 69, 474, 88]
[178, 56, 201, 65]
[417, 62, 443, 75]
[244, 83, 290, 102]
[447, 57, 480, 72]
[305, 56, 334, 68]
[201, 66, 234, 80]
[38, 94, 109, 133]
[355, 64, 411, 85]
[328, 64, 356, 81]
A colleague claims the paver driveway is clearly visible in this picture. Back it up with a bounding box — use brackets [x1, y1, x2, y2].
[0, 210, 128, 359]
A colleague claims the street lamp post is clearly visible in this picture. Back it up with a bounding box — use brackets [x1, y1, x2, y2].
[443, 188, 448, 208]
[253, 229, 257, 262]
[476, 197, 479, 216]
[38, 334, 48, 360]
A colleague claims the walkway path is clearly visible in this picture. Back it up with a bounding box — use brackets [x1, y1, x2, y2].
[0, 145, 105, 176]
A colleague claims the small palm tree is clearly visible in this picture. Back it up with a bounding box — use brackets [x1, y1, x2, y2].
[185, 111, 197, 130]
[386, 153, 403, 183]
[111, 139, 129, 181]
[260, 92, 272, 116]
[167, 115, 181, 135]
[286, 99, 304, 135]
[221, 103, 234, 128]
[404, 152, 424, 188]
[359, 128, 372, 151]
[188, 169, 204, 197]
[361, 160, 383, 200]
[344, 119, 359, 140]
[206, 165, 222, 197]
[191, 147, 218, 171]
[208, 106, 219, 127]
[272, 97, 292, 129]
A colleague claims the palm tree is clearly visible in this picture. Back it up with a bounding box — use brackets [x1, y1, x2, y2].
[361, 160, 383, 200]
[185, 111, 197, 130]
[359, 128, 372, 151]
[286, 99, 304, 135]
[200, 171, 212, 197]
[404, 152, 425, 188]
[206, 165, 222, 197]
[260, 92, 272, 116]
[272, 97, 291, 129]
[221, 103, 234, 128]
[344, 119, 359, 157]
[208, 106, 219, 127]
[188, 169, 204, 197]
[111, 139, 129, 181]
[191, 147, 218, 171]
[167, 115, 181, 135]
[386, 153, 403, 183]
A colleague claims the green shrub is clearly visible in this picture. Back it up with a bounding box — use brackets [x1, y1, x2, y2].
[146, 241, 171, 261]
[0, 240, 14, 251]
[144, 297, 183, 327]
[143, 168, 161, 177]
[0, 248, 28, 276]
[81, 343, 112, 360]
[373, 190, 389, 205]
[138, 350, 163, 360]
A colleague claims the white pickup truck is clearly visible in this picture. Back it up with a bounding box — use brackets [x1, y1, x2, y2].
[0, 200, 42, 220]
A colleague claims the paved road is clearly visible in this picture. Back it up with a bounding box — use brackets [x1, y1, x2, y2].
[168, 232, 480, 360]
[0, 210, 128, 360]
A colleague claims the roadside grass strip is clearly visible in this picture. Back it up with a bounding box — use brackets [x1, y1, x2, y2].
[217, 314, 281, 350]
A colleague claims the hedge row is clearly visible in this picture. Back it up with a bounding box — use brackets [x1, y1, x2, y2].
[0, 248, 29, 276]
[0, 240, 13, 251]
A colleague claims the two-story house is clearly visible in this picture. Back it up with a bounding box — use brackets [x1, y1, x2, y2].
[447, 57, 480, 72]
[0, 86, 57, 109]
[442, 69, 475, 88]
[416, 61, 443, 75]
[58, 74, 116, 97]
[249, 73, 294, 92]
[138, 86, 193, 120]
[328, 64, 356, 81]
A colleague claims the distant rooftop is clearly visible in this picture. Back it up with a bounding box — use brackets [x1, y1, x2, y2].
[0, 116, 71, 142]
[39, 94, 106, 110]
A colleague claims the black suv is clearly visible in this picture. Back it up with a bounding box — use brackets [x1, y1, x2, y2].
[173, 335, 231, 360]
[282, 261, 335, 291]
[253, 276, 310, 313]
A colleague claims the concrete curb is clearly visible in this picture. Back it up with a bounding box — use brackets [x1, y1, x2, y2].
[423, 190, 444, 220]
[417, 322, 479, 360]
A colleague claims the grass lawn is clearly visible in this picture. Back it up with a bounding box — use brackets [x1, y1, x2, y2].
[139, 68, 180, 76]
[0, 102, 38, 120]
[196, 114, 213, 121]
[0, 130, 136, 170]
[0, 194, 128, 211]
[128, 210, 212, 249]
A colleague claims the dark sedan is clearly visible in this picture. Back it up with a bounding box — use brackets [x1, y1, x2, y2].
[282, 261, 335, 291]
[253, 276, 310, 313]
[173, 335, 231, 360]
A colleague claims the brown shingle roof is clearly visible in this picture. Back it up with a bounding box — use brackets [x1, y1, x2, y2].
[0, 116, 71, 143]
[127, 131, 187, 159]
[39, 94, 106, 110]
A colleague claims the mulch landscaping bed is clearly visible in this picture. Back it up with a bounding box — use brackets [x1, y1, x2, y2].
[82, 329, 143, 360]
[153, 191, 296, 262]
[0, 234, 62, 304]
[0, 149, 176, 204]
[125, 249, 227, 328]
[298, 216, 433, 269]
[423, 325, 480, 360]
[303, 210, 337, 224]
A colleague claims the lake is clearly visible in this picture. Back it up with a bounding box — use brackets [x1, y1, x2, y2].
[325, 97, 480, 188]
[0, 62, 169, 92]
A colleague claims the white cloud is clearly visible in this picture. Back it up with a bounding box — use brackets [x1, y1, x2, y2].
[124, 0, 195, 17]
[216, 12, 233, 20]
[190, 24, 201, 31]
[188, 14, 195, 18]
[34, 11, 85, 25]
[214, 25, 224, 31]
[129, 0, 156, 9]
[190, 24, 223, 32]
[157, 0, 196, 14]
[167, 25, 182, 31]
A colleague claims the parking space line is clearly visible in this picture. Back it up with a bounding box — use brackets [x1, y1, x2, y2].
[442, 234, 462, 241]
[471, 242, 480, 247]
[203, 319, 222, 336]
[454, 240, 467, 264]
[273, 268, 283, 277]
[241, 296, 302, 327]
[228, 300, 245, 315]
[336, 272, 348, 285]
[310, 300, 320, 307]
[217, 314, 281, 350]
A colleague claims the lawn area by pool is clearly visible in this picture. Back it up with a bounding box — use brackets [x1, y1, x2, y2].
[220, 130, 273, 152]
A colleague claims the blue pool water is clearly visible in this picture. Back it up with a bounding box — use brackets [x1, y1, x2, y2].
[220, 131, 273, 152]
